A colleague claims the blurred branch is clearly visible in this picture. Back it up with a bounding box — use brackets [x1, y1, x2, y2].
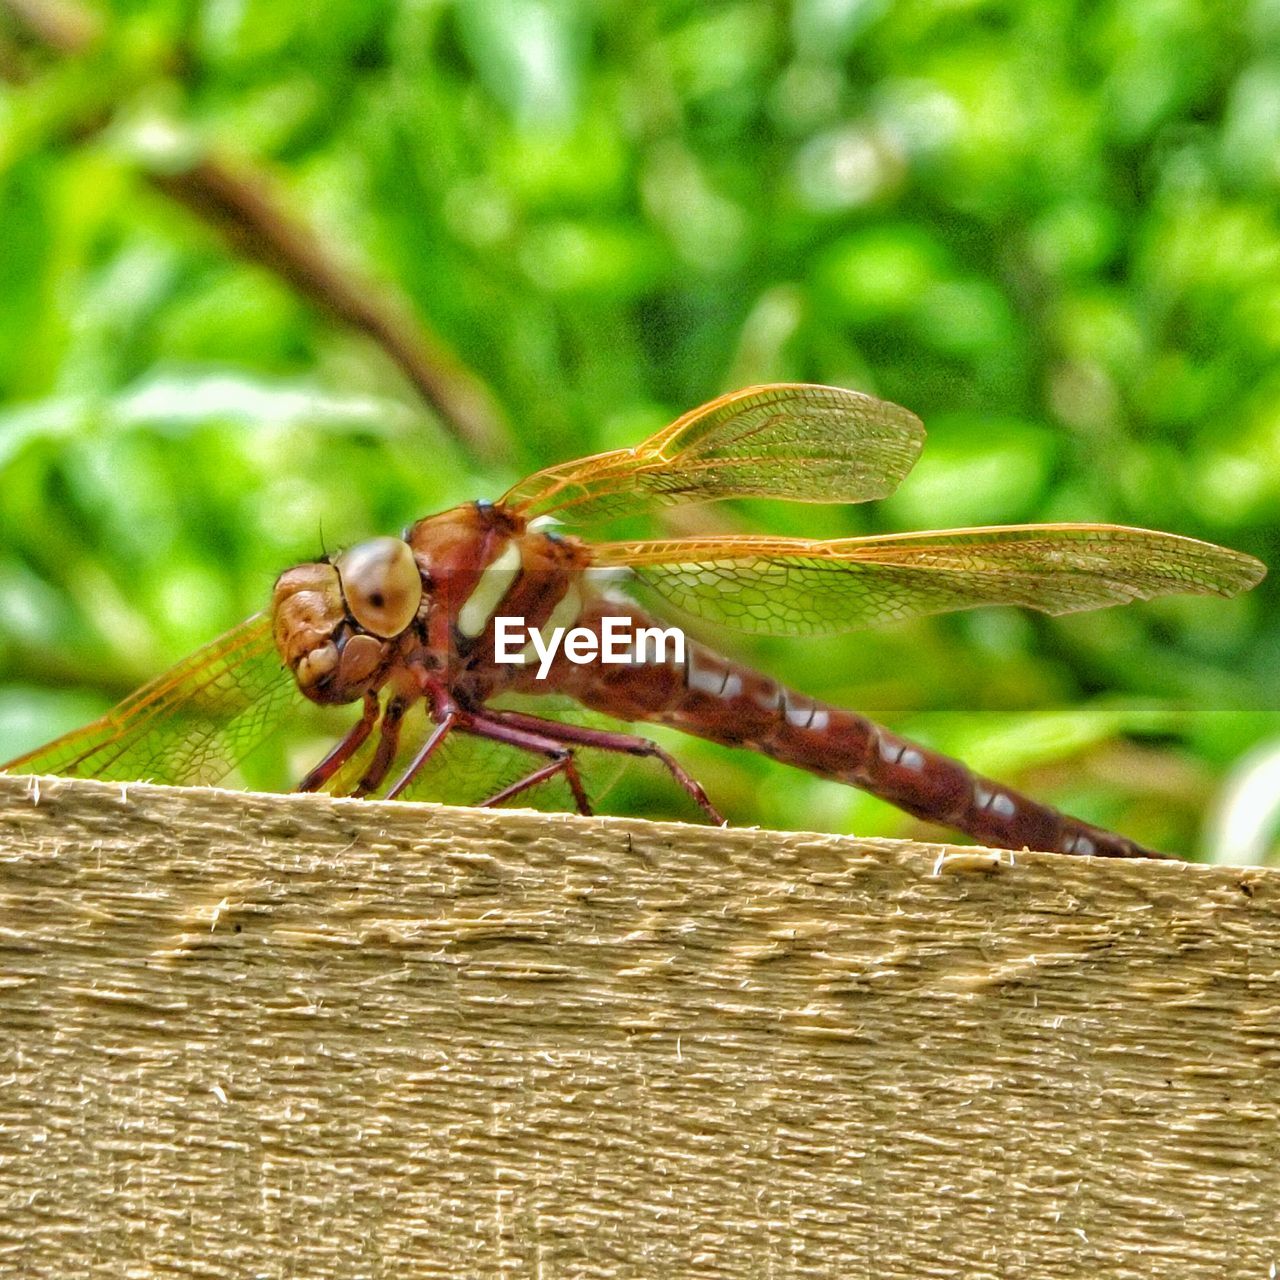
[0, 0, 98, 55]
[146, 153, 507, 459]
[0, 0, 507, 461]
[2, 648, 140, 704]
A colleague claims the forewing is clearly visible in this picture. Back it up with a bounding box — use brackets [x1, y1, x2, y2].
[595, 525, 1267, 635]
[500, 383, 925, 523]
[2, 613, 298, 785]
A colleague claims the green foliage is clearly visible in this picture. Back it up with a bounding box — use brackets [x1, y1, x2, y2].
[0, 0, 1277, 858]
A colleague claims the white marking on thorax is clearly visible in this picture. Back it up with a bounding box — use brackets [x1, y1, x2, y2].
[518, 585, 582, 666]
[456, 540, 522, 638]
[591, 568, 633, 592]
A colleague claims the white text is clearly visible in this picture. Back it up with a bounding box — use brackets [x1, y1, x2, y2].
[493, 616, 686, 679]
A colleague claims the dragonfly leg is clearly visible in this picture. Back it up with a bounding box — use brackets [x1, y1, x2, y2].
[383, 711, 457, 800]
[351, 694, 411, 797]
[297, 691, 380, 792]
[480, 757, 582, 811]
[463, 713, 593, 815]
[478, 708, 726, 826]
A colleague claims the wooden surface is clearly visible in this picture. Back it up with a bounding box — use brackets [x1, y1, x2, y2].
[0, 773, 1277, 1278]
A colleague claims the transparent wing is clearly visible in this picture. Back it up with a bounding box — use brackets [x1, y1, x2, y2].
[2, 614, 298, 785]
[500, 383, 925, 523]
[318, 693, 630, 811]
[594, 524, 1267, 635]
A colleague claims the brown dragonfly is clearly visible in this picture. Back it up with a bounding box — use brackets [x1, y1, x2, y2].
[4, 385, 1266, 858]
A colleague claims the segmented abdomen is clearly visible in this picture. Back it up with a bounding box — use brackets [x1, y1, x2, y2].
[554, 601, 1166, 859]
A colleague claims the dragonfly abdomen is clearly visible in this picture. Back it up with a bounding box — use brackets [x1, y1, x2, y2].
[559, 605, 1167, 858]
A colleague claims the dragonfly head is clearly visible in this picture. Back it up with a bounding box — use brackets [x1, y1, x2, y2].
[272, 536, 424, 705]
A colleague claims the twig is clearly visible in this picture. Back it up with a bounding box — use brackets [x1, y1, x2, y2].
[0, 0, 98, 55]
[0, 0, 507, 460]
[147, 154, 506, 458]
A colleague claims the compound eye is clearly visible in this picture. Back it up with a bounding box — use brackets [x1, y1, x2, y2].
[334, 537, 422, 639]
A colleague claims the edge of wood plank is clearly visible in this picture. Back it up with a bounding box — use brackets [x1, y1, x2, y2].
[0, 767, 1267, 880]
[3, 770, 1279, 1279]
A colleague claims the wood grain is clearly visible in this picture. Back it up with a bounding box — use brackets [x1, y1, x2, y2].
[0, 772, 1277, 1278]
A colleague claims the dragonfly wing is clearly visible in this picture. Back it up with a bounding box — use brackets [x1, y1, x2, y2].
[483, 692, 631, 807]
[500, 383, 924, 523]
[2, 613, 298, 786]
[594, 525, 1267, 635]
[319, 693, 630, 810]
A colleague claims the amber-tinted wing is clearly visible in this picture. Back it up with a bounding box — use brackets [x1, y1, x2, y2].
[318, 693, 630, 810]
[500, 383, 925, 523]
[593, 525, 1267, 635]
[1, 613, 298, 785]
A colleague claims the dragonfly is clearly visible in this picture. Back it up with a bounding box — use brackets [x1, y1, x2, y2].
[4, 384, 1267, 858]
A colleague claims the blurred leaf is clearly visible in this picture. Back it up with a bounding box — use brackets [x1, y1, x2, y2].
[455, 0, 585, 128]
[881, 414, 1057, 528]
[815, 225, 950, 320]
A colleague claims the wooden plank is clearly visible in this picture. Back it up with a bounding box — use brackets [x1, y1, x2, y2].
[0, 771, 1277, 1278]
